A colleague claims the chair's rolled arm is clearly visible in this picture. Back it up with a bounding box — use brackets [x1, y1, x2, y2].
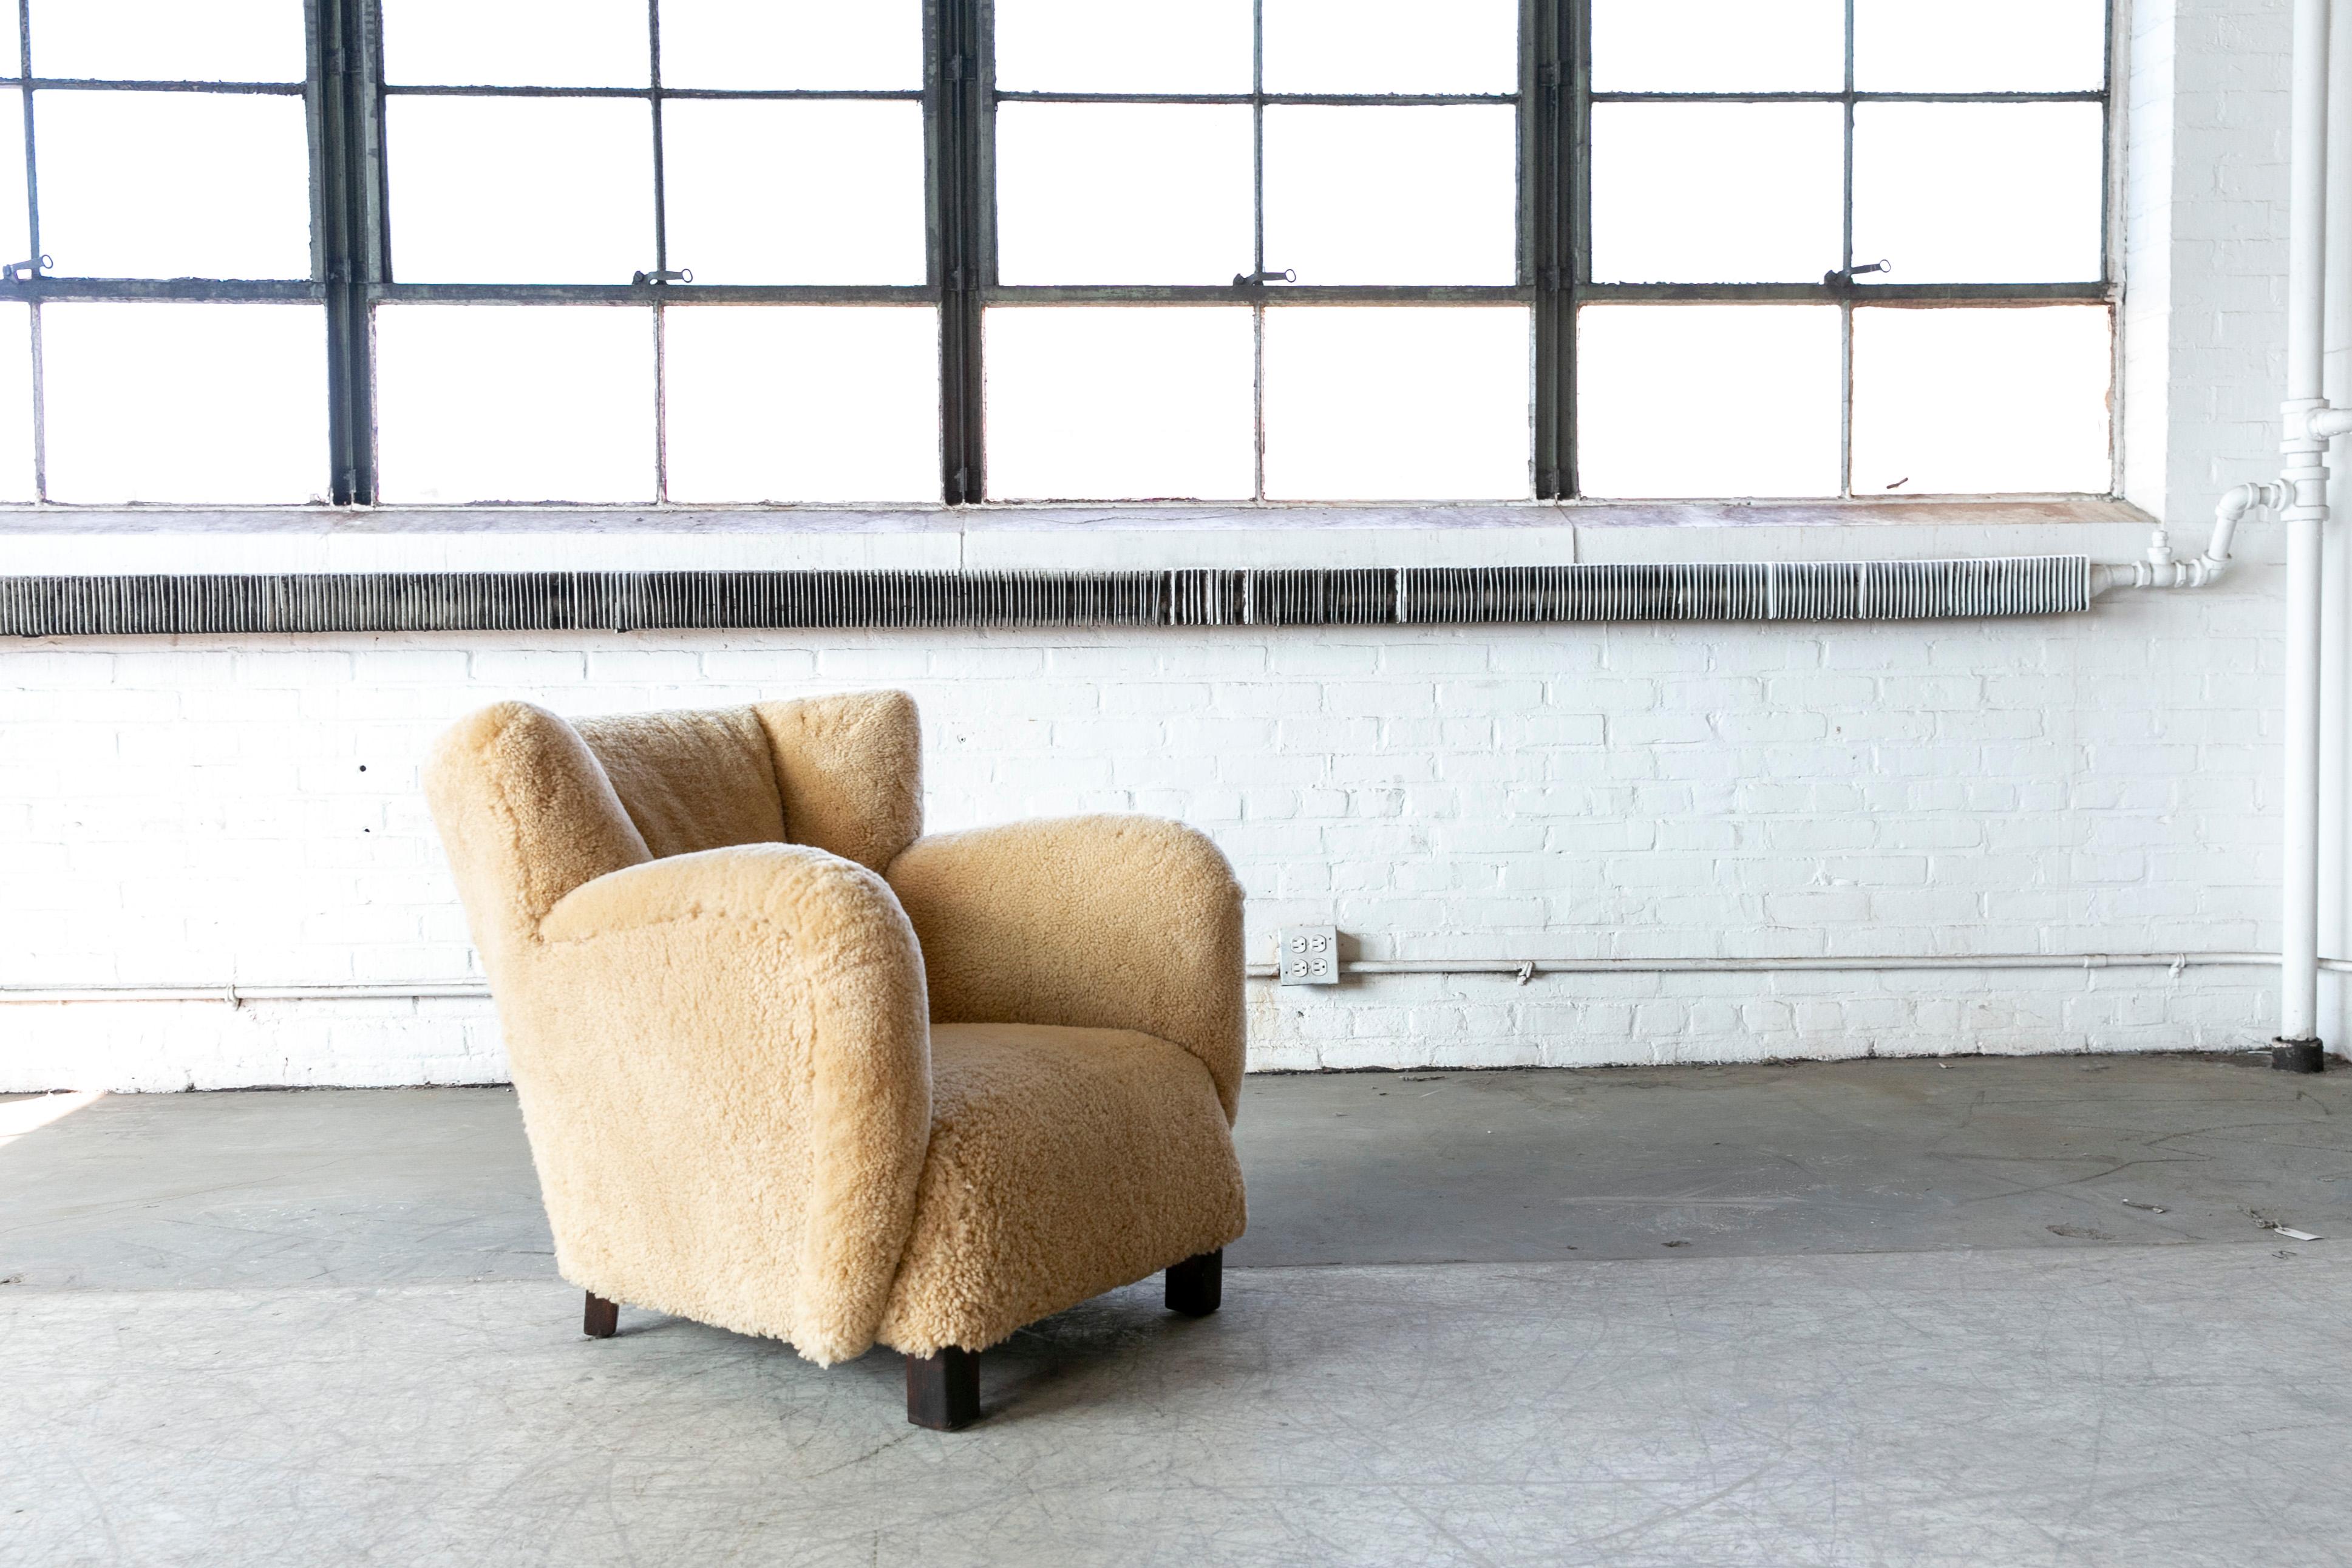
[887, 816, 1245, 1121]
[521, 842, 931, 1364]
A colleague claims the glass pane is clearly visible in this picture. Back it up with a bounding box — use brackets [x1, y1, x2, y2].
[1852, 104, 2104, 285]
[0, 6, 16, 74]
[381, 0, 647, 88]
[387, 98, 651, 284]
[994, 0, 1250, 93]
[42, 303, 326, 503]
[658, 0, 920, 90]
[665, 307, 936, 503]
[1852, 307, 2112, 495]
[1590, 104, 1842, 283]
[1591, 0, 1843, 92]
[1576, 306, 1840, 498]
[1263, 307, 1529, 501]
[0, 91, 26, 266]
[37, 92, 309, 278]
[0, 303, 33, 501]
[1263, 106, 1514, 287]
[1855, 0, 2107, 92]
[662, 101, 922, 284]
[998, 104, 1251, 286]
[985, 308, 1254, 501]
[30, 0, 305, 83]
[375, 305, 655, 503]
[1262, 0, 1517, 95]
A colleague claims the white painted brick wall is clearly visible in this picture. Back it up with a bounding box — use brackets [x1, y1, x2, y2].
[0, 526, 2293, 1088]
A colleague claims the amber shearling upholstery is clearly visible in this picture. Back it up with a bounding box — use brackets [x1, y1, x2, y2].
[422, 691, 1247, 1367]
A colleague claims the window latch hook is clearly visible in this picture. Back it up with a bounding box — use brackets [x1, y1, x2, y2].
[1232, 268, 1297, 287]
[1823, 259, 1891, 287]
[631, 268, 693, 287]
[2, 255, 52, 282]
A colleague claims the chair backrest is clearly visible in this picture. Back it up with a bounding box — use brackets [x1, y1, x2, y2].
[425, 690, 923, 978]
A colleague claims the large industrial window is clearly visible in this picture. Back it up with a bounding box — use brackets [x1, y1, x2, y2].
[0, 0, 2115, 507]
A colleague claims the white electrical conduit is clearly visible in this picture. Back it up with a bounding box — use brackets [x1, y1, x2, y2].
[10, 954, 2352, 1002]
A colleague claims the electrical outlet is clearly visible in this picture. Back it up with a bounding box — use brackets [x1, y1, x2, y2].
[1277, 926, 1341, 986]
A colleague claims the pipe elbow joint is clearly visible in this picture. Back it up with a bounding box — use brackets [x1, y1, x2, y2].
[2214, 481, 2278, 523]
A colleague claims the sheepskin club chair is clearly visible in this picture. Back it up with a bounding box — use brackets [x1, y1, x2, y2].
[422, 691, 1246, 1430]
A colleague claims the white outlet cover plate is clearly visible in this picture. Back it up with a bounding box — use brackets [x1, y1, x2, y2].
[1278, 926, 1341, 986]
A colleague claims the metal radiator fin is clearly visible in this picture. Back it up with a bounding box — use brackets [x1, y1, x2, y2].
[0, 557, 2095, 638]
[1401, 556, 2091, 624]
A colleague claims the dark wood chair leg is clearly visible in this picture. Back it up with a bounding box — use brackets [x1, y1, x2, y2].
[905, 1346, 981, 1431]
[583, 1292, 619, 1339]
[1165, 1249, 1223, 1317]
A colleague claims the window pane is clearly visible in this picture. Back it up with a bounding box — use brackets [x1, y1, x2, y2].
[1591, 104, 1842, 283]
[1263, 106, 1514, 287]
[986, 308, 1254, 501]
[662, 101, 922, 285]
[375, 305, 654, 503]
[997, 104, 1251, 286]
[1855, 0, 2107, 92]
[381, 0, 647, 88]
[1262, 0, 1517, 95]
[0, 91, 26, 266]
[387, 98, 651, 283]
[1851, 307, 2112, 495]
[42, 303, 325, 503]
[1852, 104, 2103, 285]
[1263, 307, 1529, 501]
[37, 92, 309, 279]
[665, 307, 936, 503]
[1591, 0, 1843, 92]
[1577, 306, 1839, 498]
[30, 0, 305, 82]
[994, 0, 1250, 93]
[658, 0, 919, 90]
[0, 303, 33, 501]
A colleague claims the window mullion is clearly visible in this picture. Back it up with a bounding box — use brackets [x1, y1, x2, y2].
[1840, 0, 1855, 498]
[932, 0, 987, 504]
[319, 0, 376, 504]
[1531, 0, 1573, 499]
[1252, 0, 1265, 500]
[19, 0, 43, 501]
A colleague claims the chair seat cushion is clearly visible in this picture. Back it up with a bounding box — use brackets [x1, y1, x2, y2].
[875, 1022, 1246, 1354]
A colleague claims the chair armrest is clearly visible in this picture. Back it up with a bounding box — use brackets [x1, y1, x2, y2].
[517, 843, 930, 1364]
[886, 816, 1245, 1121]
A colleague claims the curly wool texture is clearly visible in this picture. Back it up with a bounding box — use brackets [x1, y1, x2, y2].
[423, 693, 1246, 1365]
[888, 816, 1248, 1121]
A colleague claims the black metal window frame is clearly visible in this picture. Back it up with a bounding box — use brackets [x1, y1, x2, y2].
[0, 0, 2116, 509]
[1569, 0, 2119, 501]
[0, 0, 326, 502]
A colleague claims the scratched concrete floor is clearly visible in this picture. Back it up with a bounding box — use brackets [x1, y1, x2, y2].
[4, 1056, 2351, 1566]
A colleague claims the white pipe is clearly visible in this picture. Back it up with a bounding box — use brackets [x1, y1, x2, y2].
[0, 982, 494, 1005]
[1337, 954, 2299, 975]
[8, 954, 2351, 999]
[2099, 482, 2283, 592]
[2319, 0, 2352, 1061]
[2282, 0, 2336, 1054]
[1266, 953, 2350, 979]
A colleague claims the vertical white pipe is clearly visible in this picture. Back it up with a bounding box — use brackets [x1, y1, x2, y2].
[2320, 0, 2352, 1053]
[2282, 0, 2333, 1054]
[2291, 0, 2333, 409]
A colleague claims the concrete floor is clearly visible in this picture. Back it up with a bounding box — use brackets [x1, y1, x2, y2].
[4, 1055, 2350, 1565]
